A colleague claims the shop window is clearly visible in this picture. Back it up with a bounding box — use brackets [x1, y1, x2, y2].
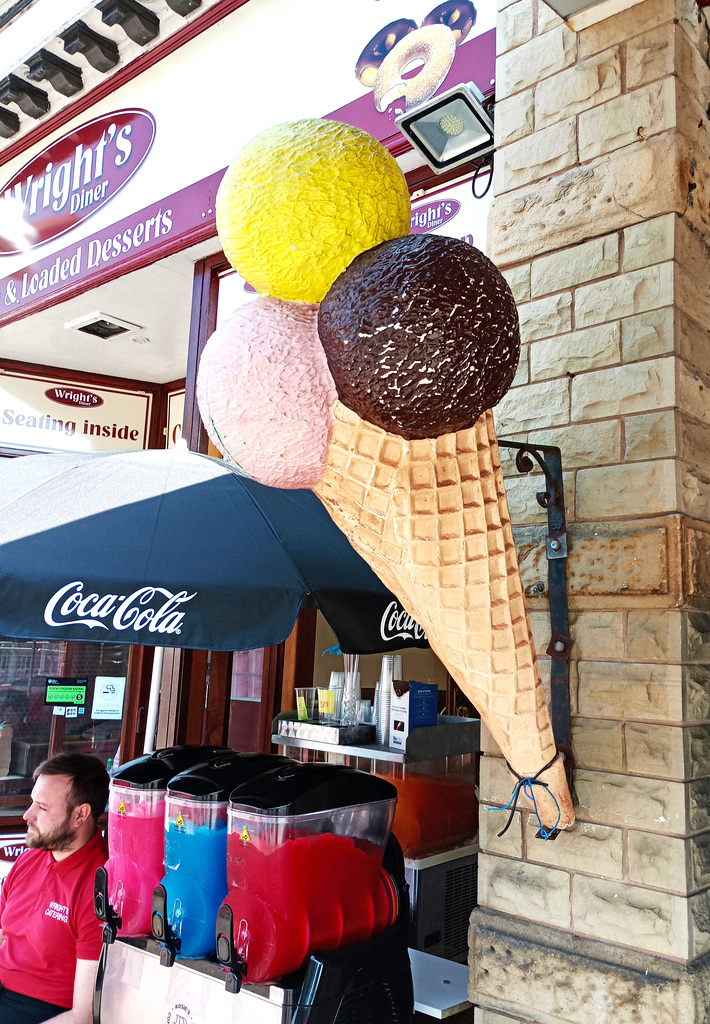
[227, 647, 277, 754]
[216, 265, 254, 327]
[0, 639, 128, 818]
[230, 648, 263, 702]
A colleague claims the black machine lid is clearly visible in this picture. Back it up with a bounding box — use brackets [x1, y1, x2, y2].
[228, 762, 397, 816]
[166, 752, 294, 802]
[110, 745, 232, 790]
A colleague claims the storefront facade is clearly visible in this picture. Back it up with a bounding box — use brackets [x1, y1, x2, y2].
[0, 0, 494, 903]
[6, 0, 710, 1019]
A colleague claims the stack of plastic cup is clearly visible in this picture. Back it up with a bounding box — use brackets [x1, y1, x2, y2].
[341, 654, 360, 725]
[329, 671, 345, 720]
[376, 655, 394, 745]
[356, 699, 372, 724]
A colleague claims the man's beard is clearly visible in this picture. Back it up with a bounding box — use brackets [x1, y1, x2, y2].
[26, 812, 75, 851]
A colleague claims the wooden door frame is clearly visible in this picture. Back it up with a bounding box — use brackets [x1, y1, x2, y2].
[159, 256, 319, 752]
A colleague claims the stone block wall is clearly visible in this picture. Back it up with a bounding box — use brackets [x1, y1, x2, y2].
[472, 0, 710, 1020]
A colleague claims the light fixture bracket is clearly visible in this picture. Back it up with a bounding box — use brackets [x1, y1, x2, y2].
[396, 81, 494, 174]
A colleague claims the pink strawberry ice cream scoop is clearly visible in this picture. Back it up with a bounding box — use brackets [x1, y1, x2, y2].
[196, 296, 337, 488]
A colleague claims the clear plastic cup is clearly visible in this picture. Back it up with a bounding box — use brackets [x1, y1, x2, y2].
[356, 699, 372, 724]
[318, 687, 337, 721]
[296, 687, 318, 721]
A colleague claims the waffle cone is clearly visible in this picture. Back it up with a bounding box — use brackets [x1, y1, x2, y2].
[313, 401, 574, 830]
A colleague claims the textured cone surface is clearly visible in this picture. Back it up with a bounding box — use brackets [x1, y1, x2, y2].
[216, 119, 411, 304]
[313, 401, 574, 829]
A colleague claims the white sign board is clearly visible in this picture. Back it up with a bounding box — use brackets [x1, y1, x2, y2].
[411, 175, 494, 252]
[166, 390, 185, 449]
[0, 833, 27, 884]
[101, 941, 284, 1024]
[91, 676, 126, 720]
[216, 176, 495, 322]
[0, 0, 496, 281]
[0, 372, 151, 452]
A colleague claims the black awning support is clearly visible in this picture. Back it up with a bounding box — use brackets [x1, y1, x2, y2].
[498, 439, 574, 789]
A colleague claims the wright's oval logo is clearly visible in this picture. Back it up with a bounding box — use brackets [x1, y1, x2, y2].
[410, 199, 461, 234]
[0, 109, 156, 256]
[44, 387, 104, 409]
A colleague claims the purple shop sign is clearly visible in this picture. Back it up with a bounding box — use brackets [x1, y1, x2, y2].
[0, 109, 156, 256]
[0, 168, 223, 325]
[411, 198, 460, 233]
[45, 387, 104, 409]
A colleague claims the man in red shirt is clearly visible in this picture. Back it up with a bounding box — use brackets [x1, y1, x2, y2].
[0, 753, 109, 1024]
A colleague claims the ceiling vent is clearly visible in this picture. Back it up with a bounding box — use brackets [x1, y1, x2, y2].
[64, 311, 143, 339]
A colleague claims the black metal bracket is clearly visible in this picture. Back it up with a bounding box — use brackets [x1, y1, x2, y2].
[61, 21, 120, 74]
[166, 0, 202, 15]
[26, 49, 83, 97]
[0, 106, 20, 139]
[497, 440, 574, 781]
[98, 0, 160, 46]
[0, 73, 50, 119]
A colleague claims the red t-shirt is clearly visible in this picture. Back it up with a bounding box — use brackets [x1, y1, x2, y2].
[0, 831, 108, 1008]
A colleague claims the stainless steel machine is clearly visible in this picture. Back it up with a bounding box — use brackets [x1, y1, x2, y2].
[272, 714, 480, 965]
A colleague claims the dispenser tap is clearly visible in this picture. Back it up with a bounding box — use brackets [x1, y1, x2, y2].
[93, 866, 122, 943]
[151, 884, 181, 967]
[215, 904, 247, 993]
[93, 867, 123, 1024]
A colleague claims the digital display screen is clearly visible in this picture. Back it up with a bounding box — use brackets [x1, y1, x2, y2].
[45, 678, 88, 706]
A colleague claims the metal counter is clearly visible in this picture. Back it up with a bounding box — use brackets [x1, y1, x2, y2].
[100, 938, 471, 1023]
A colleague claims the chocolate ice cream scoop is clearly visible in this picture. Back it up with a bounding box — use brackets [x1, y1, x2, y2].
[317, 233, 520, 440]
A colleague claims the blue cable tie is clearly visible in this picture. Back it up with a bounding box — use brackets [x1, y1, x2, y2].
[321, 645, 342, 657]
[485, 750, 563, 840]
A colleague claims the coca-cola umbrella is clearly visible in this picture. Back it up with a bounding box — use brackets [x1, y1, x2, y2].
[0, 446, 427, 654]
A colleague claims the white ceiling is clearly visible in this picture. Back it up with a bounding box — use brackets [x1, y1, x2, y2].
[0, 238, 219, 384]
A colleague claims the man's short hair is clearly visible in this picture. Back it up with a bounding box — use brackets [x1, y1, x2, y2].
[34, 752, 109, 821]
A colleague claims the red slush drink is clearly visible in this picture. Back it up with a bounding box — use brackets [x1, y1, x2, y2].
[224, 828, 397, 984]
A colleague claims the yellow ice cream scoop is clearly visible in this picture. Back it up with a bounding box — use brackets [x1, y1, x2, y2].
[216, 118, 411, 304]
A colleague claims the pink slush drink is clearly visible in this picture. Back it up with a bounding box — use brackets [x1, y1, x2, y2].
[106, 785, 165, 937]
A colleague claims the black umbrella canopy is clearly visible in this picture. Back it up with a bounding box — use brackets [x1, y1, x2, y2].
[0, 447, 427, 654]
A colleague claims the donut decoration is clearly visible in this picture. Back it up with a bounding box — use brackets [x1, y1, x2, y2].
[355, 19, 417, 87]
[372, 25, 456, 114]
[422, 1, 476, 44]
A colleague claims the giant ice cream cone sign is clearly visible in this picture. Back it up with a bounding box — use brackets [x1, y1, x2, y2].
[197, 118, 574, 832]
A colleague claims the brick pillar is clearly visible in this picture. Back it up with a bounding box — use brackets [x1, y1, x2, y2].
[471, 0, 710, 1020]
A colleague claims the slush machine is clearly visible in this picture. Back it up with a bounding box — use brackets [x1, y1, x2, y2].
[215, 761, 413, 1023]
[151, 751, 293, 963]
[98, 745, 230, 936]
